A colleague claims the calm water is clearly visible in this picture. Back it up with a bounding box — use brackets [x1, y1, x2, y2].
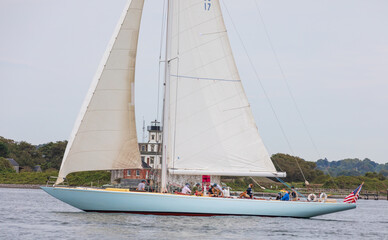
[1, 188, 387, 239]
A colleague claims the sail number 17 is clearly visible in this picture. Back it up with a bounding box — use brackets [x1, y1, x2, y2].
[204, 0, 211, 11]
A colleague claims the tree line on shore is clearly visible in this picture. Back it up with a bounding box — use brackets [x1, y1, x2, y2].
[0, 137, 110, 186]
[0, 137, 66, 171]
[270, 153, 387, 191]
[0, 137, 387, 191]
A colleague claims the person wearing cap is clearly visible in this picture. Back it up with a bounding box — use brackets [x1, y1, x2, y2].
[182, 183, 192, 194]
[213, 183, 224, 197]
[137, 180, 146, 191]
[192, 183, 203, 196]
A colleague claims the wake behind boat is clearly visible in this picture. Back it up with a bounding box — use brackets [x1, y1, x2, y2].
[42, 0, 361, 218]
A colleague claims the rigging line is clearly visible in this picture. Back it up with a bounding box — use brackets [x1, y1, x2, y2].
[222, 1, 309, 183]
[170, 74, 240, 82]
[249, 177, 265, 190]
[157, 0, 167, 122]
[272, 157, 284, 172]
[253, 0, 322, 159]
[262, 145, 284, 172]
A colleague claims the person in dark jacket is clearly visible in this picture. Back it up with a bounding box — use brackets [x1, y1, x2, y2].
[290, 186, 298, 201]
[208, 185, 216, 197]
[246, 184, 253, 198]
[276, 192, 282, 200]
[239, 184, 254, 198]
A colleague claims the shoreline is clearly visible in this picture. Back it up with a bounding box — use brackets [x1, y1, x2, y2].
[0, 184, 42, 189]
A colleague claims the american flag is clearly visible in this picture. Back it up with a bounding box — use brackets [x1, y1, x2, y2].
[343, 182, 364, 203]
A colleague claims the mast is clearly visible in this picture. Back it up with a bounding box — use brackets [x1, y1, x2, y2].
[161, 0, 172, 193]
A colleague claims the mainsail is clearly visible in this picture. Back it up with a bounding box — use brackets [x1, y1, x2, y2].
[164, 0, 285, 177]
[56, 0, 144, 184]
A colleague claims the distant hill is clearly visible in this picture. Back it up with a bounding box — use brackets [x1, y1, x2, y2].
[316, 158, 388, 177]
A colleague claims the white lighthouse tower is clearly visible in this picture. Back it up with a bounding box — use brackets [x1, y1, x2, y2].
[138, 120, 162, 169]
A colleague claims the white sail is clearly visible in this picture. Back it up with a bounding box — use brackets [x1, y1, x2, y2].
[56, 0, 144, 184]
[165, 0, 285, 177]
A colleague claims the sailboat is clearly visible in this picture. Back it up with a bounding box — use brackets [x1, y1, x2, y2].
[42, 0, 356, 218]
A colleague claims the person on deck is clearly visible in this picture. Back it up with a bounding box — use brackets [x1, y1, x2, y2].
[246, 184, 253, 198]
[192, 183, 203, 196]
[213, 183, 224, 197]
[137, 180, 146, 191]
[290, 186, 298, 201]
[182, 183, 191, 194]
[281, 191, 290, 201]
[208, 185, 217, 197]
[276, 192, 282, 200]
[239, 184, 254, 199]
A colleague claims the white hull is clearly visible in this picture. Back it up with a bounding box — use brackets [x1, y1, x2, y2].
[41, 187, 356, 218]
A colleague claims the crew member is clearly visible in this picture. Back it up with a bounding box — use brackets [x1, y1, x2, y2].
[246, 184, 253, 198]
[239, 184, 254, 199]
[213, 183, 224, 197]
[182, 183, 191, 194]
[291, 186, 298, 201]
[137, 180, 146, 191]
[192, 183, 203, 196]
[276, 192, 282, 200]
[281, 191, 290, 201]
[208, 185, 216, 197]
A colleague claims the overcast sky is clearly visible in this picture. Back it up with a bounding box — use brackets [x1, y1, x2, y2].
[1, 0, 387, 164]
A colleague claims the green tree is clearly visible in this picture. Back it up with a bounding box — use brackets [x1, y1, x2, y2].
[379, 169, 388, 177]
[0, 142, 9, 157]
[66, 171, 111, 186]
[0, 137, 67, 170]
[37, 141, 67, 170]
[0, 157, 15, 172]
[316, 158, 387, 177]
[364, 171, 385, 181]
[271, 153, 323, 183]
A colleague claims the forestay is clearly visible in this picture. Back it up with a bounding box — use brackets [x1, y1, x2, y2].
[56, 0, 144, 184]
[165, 0, 285, 177]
